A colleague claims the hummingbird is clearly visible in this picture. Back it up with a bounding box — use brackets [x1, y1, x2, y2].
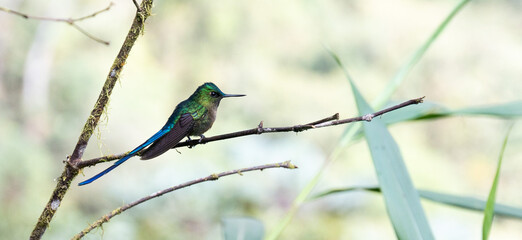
[78, 82, 245, 186]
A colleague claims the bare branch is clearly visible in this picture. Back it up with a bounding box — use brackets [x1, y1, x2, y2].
[29, 1, 154, 239]
[0, 2, 113, 45]
[78, 97, 424, 169]
[72, 161, 298, 239]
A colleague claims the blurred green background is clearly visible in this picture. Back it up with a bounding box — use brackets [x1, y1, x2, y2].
[1, 0, 521, 239]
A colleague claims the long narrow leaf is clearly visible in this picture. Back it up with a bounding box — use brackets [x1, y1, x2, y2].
[458, 102, 522, 117]
[336, 0, 471, 146]
[372, 0, 471, 108]
[345, 101, 522, 143]
[483, 125, 513, 240]
[266, 0, 470, 238]
[381, 101, 522, 124]
[313, 186, 522, 219]
[350, 81, 434, 239]
[420, 189, 522, 219]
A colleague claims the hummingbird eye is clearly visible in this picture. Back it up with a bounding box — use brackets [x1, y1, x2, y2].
[210, 91, 219, 98]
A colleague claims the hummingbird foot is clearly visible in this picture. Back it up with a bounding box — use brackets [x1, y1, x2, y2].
[186, 136, 196, 149]
[185, 135, 206, 148]
[198, 135, 206, 144]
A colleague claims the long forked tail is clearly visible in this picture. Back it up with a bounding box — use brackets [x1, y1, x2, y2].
[78, 156, 131, 186]
[78, 129, 169, 186]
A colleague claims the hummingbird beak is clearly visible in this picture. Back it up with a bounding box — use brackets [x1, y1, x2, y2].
[222, 93, 246, 98]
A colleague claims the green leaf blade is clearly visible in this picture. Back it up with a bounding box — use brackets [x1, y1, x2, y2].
[380, 101, 522, 125]
[350, 82, 434, 240]
[482, 125, 513, 240]
[456, 101, 522, 117]
[313, 186, 522, 219]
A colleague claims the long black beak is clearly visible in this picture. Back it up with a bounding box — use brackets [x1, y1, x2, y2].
[223, 93, 246, 98]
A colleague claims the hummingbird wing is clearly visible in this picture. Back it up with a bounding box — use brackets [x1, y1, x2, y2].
[140, 113, 194, 160]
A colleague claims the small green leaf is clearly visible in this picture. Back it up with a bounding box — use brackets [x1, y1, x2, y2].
[483, 125, 513, 240]
[222, 217, 264, 240]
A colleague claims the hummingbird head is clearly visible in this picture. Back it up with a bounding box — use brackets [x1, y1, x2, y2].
[190, 82, 245, 109]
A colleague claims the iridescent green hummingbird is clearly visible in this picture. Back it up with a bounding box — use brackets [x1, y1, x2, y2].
[78, 82, 245, 186]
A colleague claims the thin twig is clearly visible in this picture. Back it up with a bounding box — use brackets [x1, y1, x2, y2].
[71, 2, 114, 22]
[78, 97, 424, 169]
[132, 0, 142, 11]
[69, 24, 110, 45]
[29, 1, 154, 239]
[0, 2, 113, 45]
[72, 161, 298, 239]
[305, 113, 340, 125]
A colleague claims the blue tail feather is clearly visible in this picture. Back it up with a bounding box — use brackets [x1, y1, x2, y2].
[78, 129, 169, 186]
[78, 155, 132, 186]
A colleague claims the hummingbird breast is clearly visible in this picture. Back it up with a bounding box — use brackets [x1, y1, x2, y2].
[189, 107, 217, 136]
